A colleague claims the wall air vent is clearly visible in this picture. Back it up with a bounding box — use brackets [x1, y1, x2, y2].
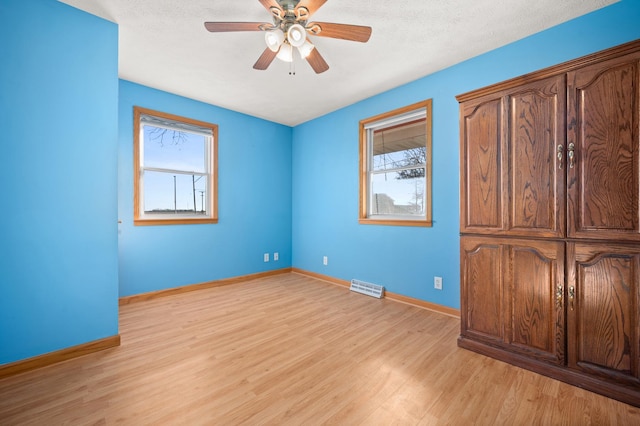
[350, 279, 384, 299]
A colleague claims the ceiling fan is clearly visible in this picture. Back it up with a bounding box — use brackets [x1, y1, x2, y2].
[204, 0, 372, 74]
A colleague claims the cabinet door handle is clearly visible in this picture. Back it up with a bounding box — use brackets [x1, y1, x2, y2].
[556, 284, 563, 307]
[568, 143, 575, 168]
[569, 285, 575, 310]
[557, 145, 564, 169]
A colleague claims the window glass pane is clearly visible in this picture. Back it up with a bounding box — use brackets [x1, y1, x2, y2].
[372, 120, 426, 172]
[143, 170, 208, 215]
[370, 169, 426, 216]
[143, 124, 208, 173]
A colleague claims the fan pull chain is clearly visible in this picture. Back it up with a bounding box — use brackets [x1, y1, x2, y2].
[289, 60, 296, 76]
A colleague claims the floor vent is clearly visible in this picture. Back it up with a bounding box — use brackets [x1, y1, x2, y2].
[350, 279, 384, 299]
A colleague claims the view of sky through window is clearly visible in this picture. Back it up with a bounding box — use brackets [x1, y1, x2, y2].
[142, 124, 209, 214]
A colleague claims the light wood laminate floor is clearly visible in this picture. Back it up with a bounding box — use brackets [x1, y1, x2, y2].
[1, 273, 639, 425]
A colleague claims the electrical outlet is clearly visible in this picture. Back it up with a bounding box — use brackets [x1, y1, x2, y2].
[323, 256, 328, 266]
[264, 253, 269, 262]
[434, 276, 443, 290]
[274, 252, 279, 261]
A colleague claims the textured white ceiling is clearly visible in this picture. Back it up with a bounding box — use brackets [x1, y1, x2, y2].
[59, 0, 616, 126]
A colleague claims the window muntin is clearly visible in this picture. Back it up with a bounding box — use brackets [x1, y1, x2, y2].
[359, 100, 432, 226]
[134, 107, 218, 225]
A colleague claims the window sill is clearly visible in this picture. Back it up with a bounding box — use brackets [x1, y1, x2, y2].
[359, 218, 432, 227]
[134, 218, 218, 226]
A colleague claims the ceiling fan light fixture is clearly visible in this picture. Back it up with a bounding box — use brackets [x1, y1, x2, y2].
[205, 0, 373, 74]
[297, 40, 315, 58]
[276, 42, 293, 62]
[287, 23, 306, 48]
[265, 29, 285, 52]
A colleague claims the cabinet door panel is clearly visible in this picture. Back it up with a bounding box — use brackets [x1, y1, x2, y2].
[567, 53, 640, 241]
[567, 243, 640, 386]
[508, 76, 566, 238]
[460, 97, 507, 233]
[460, 237, 504, 343]
[508, 240, 565, 364]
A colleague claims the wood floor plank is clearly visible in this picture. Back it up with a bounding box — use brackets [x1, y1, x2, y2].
[1, 273, 639, 425]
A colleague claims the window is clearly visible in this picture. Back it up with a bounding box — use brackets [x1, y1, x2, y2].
[359, 99, 432, 226]
[134, 106, 218, 225]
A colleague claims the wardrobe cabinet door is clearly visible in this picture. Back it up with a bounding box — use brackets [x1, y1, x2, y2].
[507, 240, 565, 365]
[460, 96, 508, 234]
[507, 75, 566, 238]
[567, 52, 640, 242]
[567, 242, 640, 387]
[460, 237, 505, 344]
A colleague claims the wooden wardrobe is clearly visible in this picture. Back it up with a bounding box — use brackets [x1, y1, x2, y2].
[457, 39, 640, 407]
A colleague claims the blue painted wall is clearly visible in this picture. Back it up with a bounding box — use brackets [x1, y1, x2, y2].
[118, 81, 292, 296]
[291, 0, 640, 309]
[0, 0, 119, 364]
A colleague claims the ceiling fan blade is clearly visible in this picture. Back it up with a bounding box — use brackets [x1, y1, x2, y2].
[307, 22, 372, 42]
[258, 0, 282, 13]
[204, 22, 266, 32]
[253, 47, 278, 70]
[296, 0, 328, 17]
[306, 48, 329, 74]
